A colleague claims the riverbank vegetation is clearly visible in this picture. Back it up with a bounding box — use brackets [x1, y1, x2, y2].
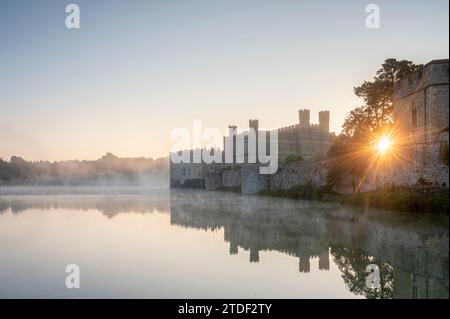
[281, 153, 304, 164]
[260, 184, 449, 214]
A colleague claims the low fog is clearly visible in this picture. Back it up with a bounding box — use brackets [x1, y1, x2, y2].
[0, 153, 169, 188]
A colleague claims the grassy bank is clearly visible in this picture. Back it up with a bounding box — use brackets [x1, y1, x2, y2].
[260, 184, 449, 214]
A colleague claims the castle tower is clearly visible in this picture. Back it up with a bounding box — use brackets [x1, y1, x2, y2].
[225, 125, 237, 163]
[229, 242, 238, 255]
[299, 109, 310, 128]
[228, 125, 237, 136]
[318, 248, 330, 271]
[250, 247, 260, 263]
[249, 119, 259, 133]
[248, 119, 259, 161]
[298, 109, 311, 144]
[299, 255, 311, 273]
[319, 110, 330, 133]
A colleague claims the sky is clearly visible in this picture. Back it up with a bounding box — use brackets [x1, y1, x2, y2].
[0, 0, 448, 161]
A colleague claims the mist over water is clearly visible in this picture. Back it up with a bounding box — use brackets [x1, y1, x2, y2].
[0, 153, 169, 188]
[0, 187, 448, 298]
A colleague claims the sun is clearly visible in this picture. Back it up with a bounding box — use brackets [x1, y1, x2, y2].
[376, 136, 392, 154]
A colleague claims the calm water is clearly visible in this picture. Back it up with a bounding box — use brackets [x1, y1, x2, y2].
[0, 187, 448, 299]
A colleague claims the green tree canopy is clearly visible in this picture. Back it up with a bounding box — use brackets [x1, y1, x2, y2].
[342, 58, 422, 137]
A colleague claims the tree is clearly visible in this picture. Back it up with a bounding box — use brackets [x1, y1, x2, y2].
[342, 59, 422, 137]
[331, 246, 394, 299]
[328, 59, 421, 192]
[327, 135, 370, 192]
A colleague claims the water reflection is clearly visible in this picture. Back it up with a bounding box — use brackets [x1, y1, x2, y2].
[0, 189, 448, 299]
[0, 188, 170, 218]
[169, 191, 448, 299]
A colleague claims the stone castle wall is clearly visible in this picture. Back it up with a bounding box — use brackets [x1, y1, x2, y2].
[374, 143, 449, 188]
[205, 171, 223, 191]
[427, 84, 449, 139]
[270, 160, 327, 190]
[222, 166, 241, 189]
[385, 59, 449, 188]
[241, 164, 270, 195]
[238, 161, 327, 195]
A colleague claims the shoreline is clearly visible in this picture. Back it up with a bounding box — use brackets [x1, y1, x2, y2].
[258, 184, 449, 214]
[1, 183, 448, 215]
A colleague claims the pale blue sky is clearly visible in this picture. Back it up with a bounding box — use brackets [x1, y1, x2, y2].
[1, 0, 448, 160]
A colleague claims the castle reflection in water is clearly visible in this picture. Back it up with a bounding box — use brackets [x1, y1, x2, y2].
[0, 188, 448, 299]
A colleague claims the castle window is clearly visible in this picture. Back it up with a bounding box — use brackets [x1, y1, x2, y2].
[418, 69, 423, 79]
[412, 105, 417, 130]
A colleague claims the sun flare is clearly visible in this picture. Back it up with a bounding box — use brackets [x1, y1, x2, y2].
[376, 136, 392, 154]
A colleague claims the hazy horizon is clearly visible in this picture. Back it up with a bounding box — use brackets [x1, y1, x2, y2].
[1, 0, 449, 161]
[1, 152, 168, 162]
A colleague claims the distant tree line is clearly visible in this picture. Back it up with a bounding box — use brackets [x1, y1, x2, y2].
[0, 153, 169, 185]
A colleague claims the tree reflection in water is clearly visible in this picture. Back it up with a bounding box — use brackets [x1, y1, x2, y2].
[331, 247, 394, 299]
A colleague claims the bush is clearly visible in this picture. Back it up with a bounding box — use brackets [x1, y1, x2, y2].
[281, 153, 304, 164]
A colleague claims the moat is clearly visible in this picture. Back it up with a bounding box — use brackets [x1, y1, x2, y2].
[0, 187, 448, 298]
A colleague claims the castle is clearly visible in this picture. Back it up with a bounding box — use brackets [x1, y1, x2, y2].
[223, 109, 334, 162]
[170, 59, 449, 193]
[278, 109, 332, 159]
[170, 109, 334, 189]
[374, 59, 449, 188]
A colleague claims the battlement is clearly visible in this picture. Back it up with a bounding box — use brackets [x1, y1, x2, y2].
[296, 109, 330, 133]
[278, 124, 299, 132]
[393, 59, 449, 100]
[249, 119, 259, 131]
[319, 110, 330, 121]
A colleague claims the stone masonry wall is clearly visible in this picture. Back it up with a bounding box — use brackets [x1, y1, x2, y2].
[427, 85, 449, 140]
[222, 166, 241, 189]
[204, 171, 223, 191]
[374, 143, 449, 188]
[270, 160, 327, 191]
[238, 161, 327, 195]
[241, 164, 270, 195]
